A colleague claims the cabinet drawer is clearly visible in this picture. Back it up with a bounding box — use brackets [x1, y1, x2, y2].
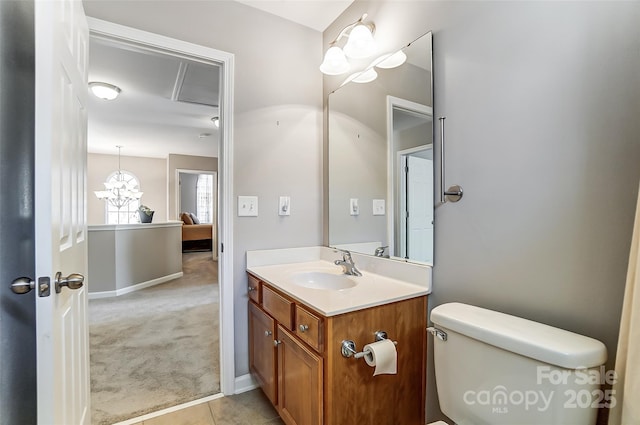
[295, 305, 323, 352]
[247, 274, 260, 303]
[262, 285, 294, 329]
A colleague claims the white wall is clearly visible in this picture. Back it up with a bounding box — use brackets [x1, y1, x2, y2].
[83, 1, 323, 378]
[88, 153, 167, 224]
[326, 2, 640, 423]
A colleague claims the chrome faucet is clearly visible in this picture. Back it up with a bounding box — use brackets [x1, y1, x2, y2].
[334, 249, 362, 276]
[374, 246, 389, 258]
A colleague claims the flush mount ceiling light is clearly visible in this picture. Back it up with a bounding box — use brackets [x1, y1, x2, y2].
[88, 82, 121, 100]
[320, 14, 377, 76]
[211, 116, 220, 128]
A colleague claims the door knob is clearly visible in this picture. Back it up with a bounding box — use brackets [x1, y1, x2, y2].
[54, 272, 84, 294]
[11, 276, 51, 297]
[11, 277, 35, 294]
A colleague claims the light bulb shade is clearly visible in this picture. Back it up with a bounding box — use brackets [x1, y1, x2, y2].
[352, 68, 378, 84]
[343, 24, 377, 59]
[320, 46, 350, 75]
[375, 50, 407, 69]
[89, 82, 121, 100]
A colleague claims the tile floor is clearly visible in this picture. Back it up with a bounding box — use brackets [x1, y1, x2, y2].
[130, 389, 284, 425]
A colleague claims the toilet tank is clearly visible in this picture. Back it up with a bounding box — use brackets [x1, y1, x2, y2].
[430, 303, 608, 425]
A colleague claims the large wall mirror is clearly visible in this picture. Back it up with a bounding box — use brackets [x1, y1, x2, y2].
[328, 31, 433, 264]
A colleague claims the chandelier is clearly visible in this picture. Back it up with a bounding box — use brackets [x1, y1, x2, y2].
[94, 146, 143, 209]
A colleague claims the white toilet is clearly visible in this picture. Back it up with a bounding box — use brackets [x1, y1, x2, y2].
[428, 302, 608, 425]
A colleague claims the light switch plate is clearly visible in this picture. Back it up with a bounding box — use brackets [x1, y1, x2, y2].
[350, 198, 359, 216]
[238, 196, 258, 217]
[279, 196, 291, 216]
[373, 199, 385, 216]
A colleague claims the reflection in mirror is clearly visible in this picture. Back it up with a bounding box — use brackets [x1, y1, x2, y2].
[328, 32, 433, 264]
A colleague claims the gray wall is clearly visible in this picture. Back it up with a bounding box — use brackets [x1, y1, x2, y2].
[326, 1, 640, 423]
[83, 1, 323, 378]
[88, 224, 182, 293]
[179, 173, 198, 215]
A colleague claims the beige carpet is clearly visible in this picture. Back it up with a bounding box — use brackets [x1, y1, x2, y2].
[89, 252, 220, 425]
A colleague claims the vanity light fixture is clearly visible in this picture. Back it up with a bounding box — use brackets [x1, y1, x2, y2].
[320, 14, 377, 76]
[374, 50, 407, 69]
[211, 116, 220, 128]
[88, 82, 121, 100]
[351, 68, 378, 84]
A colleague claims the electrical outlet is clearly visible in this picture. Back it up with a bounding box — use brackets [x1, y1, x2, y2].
[238, 196, 258, 217]
[279, 196, 291, 216]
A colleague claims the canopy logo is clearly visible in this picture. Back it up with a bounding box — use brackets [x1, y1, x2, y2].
[463, 386, 554, 413]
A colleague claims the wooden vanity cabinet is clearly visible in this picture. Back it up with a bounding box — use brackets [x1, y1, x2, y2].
[248, 272, 427, 425]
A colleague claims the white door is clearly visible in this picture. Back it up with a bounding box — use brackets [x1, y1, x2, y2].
[35, 1, 90, 424]
[407, 155, 434, 263]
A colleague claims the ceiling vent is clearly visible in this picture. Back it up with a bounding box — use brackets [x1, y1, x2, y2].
[171, 61, 220, 107]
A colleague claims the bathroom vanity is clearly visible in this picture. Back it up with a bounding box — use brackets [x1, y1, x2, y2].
[247, 247, 430, 425]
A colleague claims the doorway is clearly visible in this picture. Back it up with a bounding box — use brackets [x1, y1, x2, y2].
[397, 146, 434, 262]
[387, 95, 433, 263]
[86, 17, 235, 421]
[178, 170, 218, 257]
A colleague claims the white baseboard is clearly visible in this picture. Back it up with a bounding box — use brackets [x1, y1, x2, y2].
[234, 373, 258, 394]
[88, 272, 183, 299]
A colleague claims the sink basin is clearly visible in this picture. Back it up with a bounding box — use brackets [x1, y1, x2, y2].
[291, 271, 358, 290]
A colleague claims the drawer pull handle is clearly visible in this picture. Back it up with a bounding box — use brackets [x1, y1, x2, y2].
[265, 330, 272, 337]
[248, 286, 257, 292]
[299, 324, 309, 332]
[273, 340, 282, 347]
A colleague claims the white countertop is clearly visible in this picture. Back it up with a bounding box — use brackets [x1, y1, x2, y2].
[247, 259, 429, 317]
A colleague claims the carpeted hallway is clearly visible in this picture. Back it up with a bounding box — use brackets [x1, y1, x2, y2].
[89, 251, 220, 425]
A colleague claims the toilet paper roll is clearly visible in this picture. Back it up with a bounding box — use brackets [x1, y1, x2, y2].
[363, 339, 397, 376]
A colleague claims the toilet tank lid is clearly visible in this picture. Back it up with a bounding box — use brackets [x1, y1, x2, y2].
[430, 303, 607, 369]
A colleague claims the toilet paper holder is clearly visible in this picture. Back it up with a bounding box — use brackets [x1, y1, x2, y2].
[341, 330, 397, 359]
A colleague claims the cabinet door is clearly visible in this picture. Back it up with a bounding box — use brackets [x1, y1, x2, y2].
[249, 301, 277, 404]
[277, 325, 323, 425]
